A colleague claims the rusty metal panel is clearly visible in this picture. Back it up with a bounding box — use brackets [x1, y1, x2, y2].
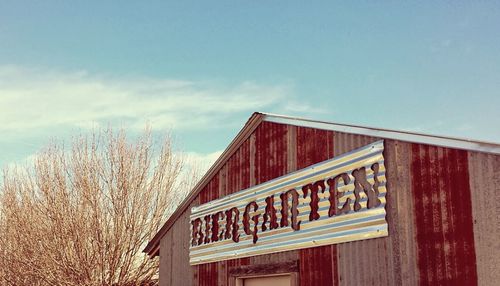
[202, 174, 219, 204]
[254, 121, 288, 184]
[172, 213, 182, 286]
[191, 197, 201, 286]
[286, 125, 297, 173]
[196, 174, 220, 286]
[300, 245, 338, 286]
[170, 206, 195, 286]
[467, 152, 499, 286]
[218, 137, 254, 285]
[249, 122, 299, 266]
[198, 262, 217, 286]
[333, 138, 420, 286]
[296, 126, 337, 286]
[190, 140, 389, 265]
[333, 133, 394, 286]
[383, 140, 419, 286]
[411, 144, 477, 285]
[159, 198, 199, 286]
[295, 125, 334, 169]
[225, 134, 252, 269]
[159, 228, 174, 286]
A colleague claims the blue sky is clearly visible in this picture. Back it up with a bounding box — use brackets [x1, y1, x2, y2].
[1, 1, 499, 170]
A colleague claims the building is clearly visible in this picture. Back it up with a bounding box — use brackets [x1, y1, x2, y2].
[144, 112, 499, 286]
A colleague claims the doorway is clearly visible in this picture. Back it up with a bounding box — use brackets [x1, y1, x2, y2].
[229, 261, 298, 286]
[241, 274, 292, 286]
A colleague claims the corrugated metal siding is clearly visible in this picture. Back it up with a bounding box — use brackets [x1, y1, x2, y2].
[334, 133, 395, 286]
[383, 140, 419, 286]
[220, 136, 252, 282]
[254, 121, 288, 184]
[467, 152, 500, 285]
[295, 126, 334, 168]
[198, 262, 217, 286]
[247, 125, 302, 267]
[196, 177, 219, 286]
[300, 246, 338, 286]
[296, 126, 337, 286]
[159, 198, 199, 286]
[200, 174, 219, 204]
[411, 144, 477, 285]
[171, 208, 194, 286]
[250, 122, 300, 266]
[159, 227, 173, 286]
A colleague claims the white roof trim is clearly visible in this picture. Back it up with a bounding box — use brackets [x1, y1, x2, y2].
[263, 113, 500, 155]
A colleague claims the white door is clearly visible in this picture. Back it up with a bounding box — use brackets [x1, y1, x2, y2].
[243, 274, 291, 286]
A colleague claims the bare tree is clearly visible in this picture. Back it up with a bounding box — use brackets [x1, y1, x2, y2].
[0, 128, 195, 286]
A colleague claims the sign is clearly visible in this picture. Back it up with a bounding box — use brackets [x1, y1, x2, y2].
[189, 140, 388, 265]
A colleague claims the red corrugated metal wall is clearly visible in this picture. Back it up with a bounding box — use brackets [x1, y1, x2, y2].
[197, 176, 219, 286]
[411, 144, 477, 286]
[248, 122, 299, 266]
[222, 137, 251, 284]
[296, 126, 338, 286]
[254, 121, 288, 184]
[189, 121, 481, 286]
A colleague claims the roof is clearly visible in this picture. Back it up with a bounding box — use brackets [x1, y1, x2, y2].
[144, 112, 500, 257]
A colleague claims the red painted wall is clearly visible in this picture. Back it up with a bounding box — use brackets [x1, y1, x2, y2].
[411, 144, 477, 286]
[296, 127, 338, 286]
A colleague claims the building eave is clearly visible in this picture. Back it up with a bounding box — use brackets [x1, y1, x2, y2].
[264, 113, 500, 155]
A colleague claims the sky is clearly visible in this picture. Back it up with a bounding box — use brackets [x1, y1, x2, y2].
[1, 1, 499, 171]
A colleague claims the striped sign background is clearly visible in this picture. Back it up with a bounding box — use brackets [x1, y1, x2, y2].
[189, 140, 388, 265]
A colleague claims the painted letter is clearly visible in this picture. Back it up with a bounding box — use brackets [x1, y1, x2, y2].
[203, 214, 211, 244]
[279, 189, 301, 231]
[370, 163, 381, 209]
[191, 218, 203, 246]
[211, 211, 225, 242]
[224, 207, 240, 243]
[262, 195, 279, 231]
[243, 201, 260, 243]
[302, 180, 326, 221]
[327, 173, 351, 216]
[352, 166, 381, 211]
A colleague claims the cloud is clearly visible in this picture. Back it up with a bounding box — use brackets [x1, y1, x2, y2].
[184, 150, 224, 171]
[0, 65, 332, 172]
[281, 101, 326, 114]
[0, 65, 293, 135]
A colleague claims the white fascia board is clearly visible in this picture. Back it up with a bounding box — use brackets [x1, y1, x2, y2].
[264, 114, 500, 155]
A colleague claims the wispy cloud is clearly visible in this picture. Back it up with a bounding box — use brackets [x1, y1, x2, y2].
[0, 65, 325, 169]
[185, 150, 224, 171]
[176, 150, 224, 190]
[0, 65, 297, 134]
[281, 101, 327, 114]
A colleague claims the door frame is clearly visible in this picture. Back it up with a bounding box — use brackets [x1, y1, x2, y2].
[228, 261, 299, 286]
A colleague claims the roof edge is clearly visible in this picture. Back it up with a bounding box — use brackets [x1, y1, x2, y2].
[263, 113, 500, 155]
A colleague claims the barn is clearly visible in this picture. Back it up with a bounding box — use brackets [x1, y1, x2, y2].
[144, 112, 499, 286]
